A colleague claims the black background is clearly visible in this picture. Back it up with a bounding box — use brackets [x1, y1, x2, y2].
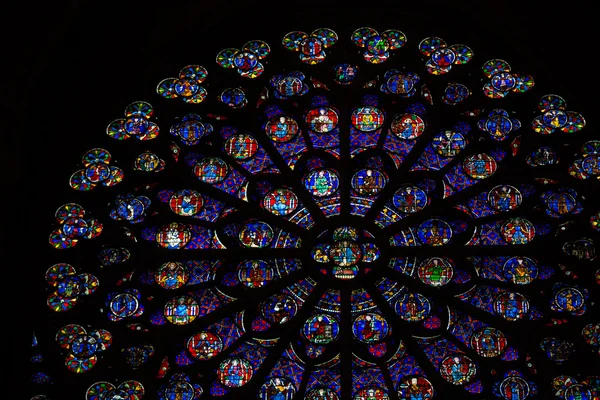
[7, 0, 599, 398]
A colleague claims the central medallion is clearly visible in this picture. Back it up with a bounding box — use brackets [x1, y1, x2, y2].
[311, 226, 380, 280]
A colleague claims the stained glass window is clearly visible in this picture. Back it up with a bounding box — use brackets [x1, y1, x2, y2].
[27, 19, 600, 400]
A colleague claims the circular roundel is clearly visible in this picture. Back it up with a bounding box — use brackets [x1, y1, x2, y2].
[491, 72, 517, 91]
[418, 257, 454, 287]
[582, 322, 600, 346]
[265, 115, 299, 142]
[110, 293, 139, 318]
[262, 188, 298, 216]
[351, 169, 387, 195]
[463, 153, 498, 179]
[333, 63, 357, 84]
[432, 47, 456, 66]
[493, 292, 530, 321]
[277, 76, 303, 96]
[543, 109, 569, 128]
[432, 131, 467, 156]
[390, 113, 425, 139]
[239, 220, 274, 248]
[156, 261, 189, 289]
[163, 295, 199, 325]
[224, 133, 259, 160]
[174, 79, 199, 97]
[439, 354, 476, 385]
[237, 260, 273, 288]
[194, 157, 229, 184]
[386, 73, 414, 94]
[417, 219, 452, 246]
[259, 377, 296, 400]
[163, 380, 195, 400]
[306, 107, 339, 133]
[261, 293, 298, 324]
[555, 287, 585, 312]
[220, 87, 246, 107]
[85, 163, 111, 183]
[470, 327, 508, 357]
[499, 376, 530, 399]
[156, 222, 192, 249]
[303, 314, 340, 344]
[351, 106, 384, 131]
[329, 240, 362, 266]
[488, 185, 523, 211]
[548, 192, 577, 215]
[303, 168, 340, 197]
[503, 257, 538, 285]
[187, 332, 223, 360]
[500, 218, 535, 245]
[393, 186, 428, 213]
[396, 293, 431, 322]
[71, 334, 99, 357]
[354, 387, 389, 400]
[169, 189, 203, 216]
[486, 115, 513, 140]
[352, 313, 390, 343]
[306, 388, 339, 400]
[444, 83, 470, 104]
[397, 376, 434, 399]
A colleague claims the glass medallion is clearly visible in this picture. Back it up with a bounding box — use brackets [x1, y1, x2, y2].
[303, 314, 340, 344]
[432, 131, 467, 156]
[396, 293, 431, 322]
[439, 355, 476, 385]
[169, 189, 203, 216]
[390, 113, 425, 139]
[306, 107, 339, 132]
[500, 218, 535, 245]
[493, 292, 530, 321]
[351, 169, 387, 195]
[303, 168, 340, 197]
[193, 157, 229, 183]
[261, 294, 298, 324]
[224, 133, 259, 160]
[463, 153, 498, 179]
[417, 219, 452, 246]
[393, 186, 428, 213]
[503, 257, 538, 285]
[351, 106, 384, 131]
[218, 358, 253, 387]
[265, 115, 299, 142]
[488, 185, 522, 211]
[239, 221, 274, 248]
[418, 257, 453, 287]
[156, 262, 188, 289]
[470, 327, 507, 357]
[187, 332, 223, 360]
[352, 313, 390, 343]
[262, 188, 298, 216]
[163, 296, 199, 325]
[237, 260, 273, 288]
